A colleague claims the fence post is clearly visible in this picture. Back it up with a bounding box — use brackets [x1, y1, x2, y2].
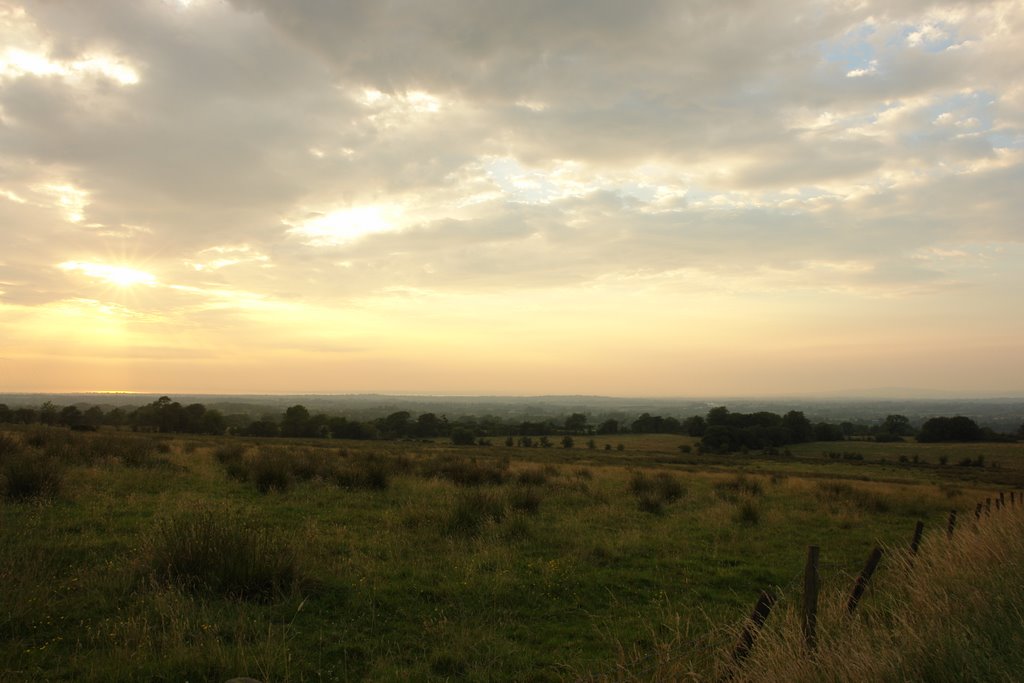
[975, 502, 983, 521]
[847, 546, 884, 615]
[946, 510, 957, 538]
[999, 492, 1005, 507]
[996, 498, 1002, 511]
[910, 520, 925, 555]
[802, 545, 820, 650]
[986, 498, 992, 515]
[731, 590, 777, 664]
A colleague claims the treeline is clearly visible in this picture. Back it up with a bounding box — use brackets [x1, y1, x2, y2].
[0, 399, 1019, 450]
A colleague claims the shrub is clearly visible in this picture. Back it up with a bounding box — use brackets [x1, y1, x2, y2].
[630, 471, 686, 511]
[2, 450, 63, 501]
[146, 507, 298, 600]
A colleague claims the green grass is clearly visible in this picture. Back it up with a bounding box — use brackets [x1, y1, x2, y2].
[0, 427, 1019, 681]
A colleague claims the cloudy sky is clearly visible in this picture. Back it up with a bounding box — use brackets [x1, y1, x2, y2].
[1, 0, 1022, 396]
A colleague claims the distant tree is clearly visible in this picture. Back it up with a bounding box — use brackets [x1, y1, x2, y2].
[12, 407, 37, 424]
[415, 412, 445, 438]
[782, 410, 813, 443]
[200, 409, 226, 435]
[0, 404, 10, 423]
[587, 438, 596, 450]
[59, 405, 83, 426]
[706, 406, 730, 426]
[918, 416, 983, 443]
[813, 422, 845, 441]
[450, 428, 476, 445]
[682, 415, 706, 437]
[596, 419, 619, 435]
[39, 401, 58, 425]
[242, 418, 279, 437]
[82, 406, 105, 428]
[565, 413, 588, 434]
[379, 411, 412, 439]
[280, 404, 312, 437]
[881, 414, 914, 436]
[561, 435, 574, 448]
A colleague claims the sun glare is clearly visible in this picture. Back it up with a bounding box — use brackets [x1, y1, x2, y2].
[58, 261, 157, 288]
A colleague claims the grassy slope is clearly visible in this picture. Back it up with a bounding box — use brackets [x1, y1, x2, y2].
[1, 429, 1021, 681]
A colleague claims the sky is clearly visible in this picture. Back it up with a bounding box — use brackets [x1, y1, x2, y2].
[0, 0, 1022, 397]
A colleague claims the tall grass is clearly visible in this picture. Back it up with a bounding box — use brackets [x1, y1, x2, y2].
[144, 506, 300, 600]
[636, 506, 1024, 681]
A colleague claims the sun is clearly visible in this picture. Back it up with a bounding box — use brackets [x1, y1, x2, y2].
[58, 261, 158, 288]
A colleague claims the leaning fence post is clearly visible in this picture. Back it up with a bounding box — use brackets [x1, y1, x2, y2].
[802, 545, 820, 650]
[975, 502, 983, 521]
[946, 510, 957, 538]
[986, 498, 992, 515]
[731, 590, 777, 664]
[910, 520, 924, 555]
[847, 546, 884, 615]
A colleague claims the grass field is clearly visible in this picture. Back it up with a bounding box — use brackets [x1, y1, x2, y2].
[1, 427, 1022, 681]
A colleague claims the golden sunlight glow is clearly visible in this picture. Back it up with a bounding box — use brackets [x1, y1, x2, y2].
[0, 48, 139, 86]
[286, 205, 403, 246]
[36, 182, 89, 223]
[58, 261, 157, 287]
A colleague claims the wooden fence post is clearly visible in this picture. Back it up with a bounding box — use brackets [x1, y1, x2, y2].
[731, 590, 777, 664]
[847, 546, 884, 615]
[986, 498, 992, 515]
[910, 520, 924, 555]
[802, 546, 820, 650]
[946, 510, 957, 537]
[996, 498, 1002, 511]
[999, 492, 1005, 507]
[975, 502, 983, 521]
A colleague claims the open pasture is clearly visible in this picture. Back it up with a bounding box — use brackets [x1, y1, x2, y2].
[1, 427, 1020, 681]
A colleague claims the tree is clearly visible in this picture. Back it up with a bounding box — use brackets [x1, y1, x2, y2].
[596, 419, 619, 435]
[782, 410, 813, 443]
[918, 416, 983, 443]
[450, 428, 476, 445]
[565, 413, 588, 434]
[280, 405, 312, 437]
[682, 415, 706, 436]
[881, 414, 913, 436]
[561, 435, 574, 448]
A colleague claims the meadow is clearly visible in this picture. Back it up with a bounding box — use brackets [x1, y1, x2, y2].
[1, 426, 1022, 681]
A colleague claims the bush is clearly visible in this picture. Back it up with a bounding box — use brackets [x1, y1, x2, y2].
[636, 494, 664, 515]
[214, 443, 247, 466]
[2, 450, 63, 501]
[146, 507, 298, 600]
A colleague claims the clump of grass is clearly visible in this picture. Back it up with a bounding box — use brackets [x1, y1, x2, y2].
[516, 468, 548, 486]
[1, 450, 63, 501]
[213, 442, 248, 466]
[250, 449, 294, 493]
[422, 455, 509, 486]
[714, 474, 763, 500]
[145, 507, 299, 600]
[508, 487, 542, 514]
[331, 455, 391, 490]
[0, 432, 21, 457]
[630, 471, 686, 513]
[734, 498, 761, 526]
[816, 480, 890, 513]
[447, 491, 506, 537]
